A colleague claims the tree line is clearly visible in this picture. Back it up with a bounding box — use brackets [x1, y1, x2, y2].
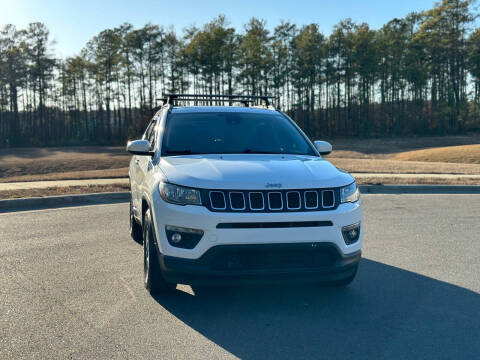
[1, 0, 480, 147]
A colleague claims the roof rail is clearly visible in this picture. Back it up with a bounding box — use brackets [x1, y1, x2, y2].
[159, 94, 275, 108]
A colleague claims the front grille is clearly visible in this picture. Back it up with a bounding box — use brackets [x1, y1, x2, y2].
[202, 188, 339, 212]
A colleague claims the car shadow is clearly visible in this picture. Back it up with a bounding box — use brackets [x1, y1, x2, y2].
[153, 259, 479, 359]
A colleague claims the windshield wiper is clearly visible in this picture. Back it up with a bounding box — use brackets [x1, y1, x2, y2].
[165, 149, 305, 156]
[164, 149, 196, 155]
[242, 149, 283, 154]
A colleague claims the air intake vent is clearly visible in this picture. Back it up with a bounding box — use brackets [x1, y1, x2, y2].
[322, 190, 335, 208]
[229, 192, 245, 210]
[249, 192, 264, 210]
[268, 192, 283, 210]
[286, 191, 301, 210]
[209, 191, 226, 210]
[304, 191, 318, 209]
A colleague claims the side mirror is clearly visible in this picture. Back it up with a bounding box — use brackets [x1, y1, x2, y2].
[314, 140, 332, 156]
[126, 139, 153, 156]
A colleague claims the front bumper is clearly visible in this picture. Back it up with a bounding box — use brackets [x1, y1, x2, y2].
[151, 189, 363, 260]
[158, 243, 361, 285]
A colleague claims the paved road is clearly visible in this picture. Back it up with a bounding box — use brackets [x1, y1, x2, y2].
[1, 195, 479, 359]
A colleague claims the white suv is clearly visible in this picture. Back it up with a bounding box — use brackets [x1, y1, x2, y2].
[127, 95, 362, 295]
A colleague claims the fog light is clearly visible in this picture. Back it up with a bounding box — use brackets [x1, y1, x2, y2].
[165, 225, 204, 249]
[171, 232, 182, 243]
[342, 222, 361, 245]
[348, 229, 358, 238]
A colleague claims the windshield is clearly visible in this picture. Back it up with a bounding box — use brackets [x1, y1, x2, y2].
[162, 112, 316, 156]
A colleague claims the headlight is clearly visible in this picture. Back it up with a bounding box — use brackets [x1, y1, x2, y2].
[159, 182, 202, 205]
[340, 181, 360, 203]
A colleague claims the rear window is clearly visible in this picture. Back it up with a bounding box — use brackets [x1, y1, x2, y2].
[162, 112, 316, 156]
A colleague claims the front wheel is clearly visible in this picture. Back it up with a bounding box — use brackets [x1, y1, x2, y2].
[143, 209, 176, 295]
[129, 197, 143, 244]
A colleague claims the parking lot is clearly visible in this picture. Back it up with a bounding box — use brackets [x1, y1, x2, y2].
[1, 194, 479, 359]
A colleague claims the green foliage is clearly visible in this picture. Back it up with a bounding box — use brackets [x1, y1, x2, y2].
[237, 18, 273, 95]
[1, 0, 480, 147]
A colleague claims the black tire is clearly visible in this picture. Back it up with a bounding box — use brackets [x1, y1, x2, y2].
[129, 197, 143, 244]
[324, 265, 358, 287]
[143, 208, 176, 295]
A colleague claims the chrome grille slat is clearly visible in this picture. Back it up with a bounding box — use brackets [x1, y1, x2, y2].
[229, 192, 246, 210]
[249, 192, 264, 210]
[304, 190, 318, 209]
[209, 191, 226, 210]
[286, 191, 301, 210]
[321, 190, 335, 208]
[267, 192, 283, 211]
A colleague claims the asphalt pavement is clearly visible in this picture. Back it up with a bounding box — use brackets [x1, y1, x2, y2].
[1, 194, 479, 359]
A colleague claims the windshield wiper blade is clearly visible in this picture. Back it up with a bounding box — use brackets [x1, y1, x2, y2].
[242, 149, 282, 154]
[164, 149, 196, 155]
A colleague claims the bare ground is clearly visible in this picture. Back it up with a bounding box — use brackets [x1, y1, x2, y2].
[354, 175, 480, 185]
[0, 146, 130, 180]
[324, 134, 480, 159]
[1, 168, 129, 183]
[3, 159, 480, 184]
[1, 176, 479, 200]
[0, 183, 129, 200]
[0, 135, 479, 192]
[391, 144, 480, 164]
[329, 158, 480, 175]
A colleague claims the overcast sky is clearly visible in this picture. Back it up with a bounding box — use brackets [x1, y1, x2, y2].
[1, 0, 440, 58]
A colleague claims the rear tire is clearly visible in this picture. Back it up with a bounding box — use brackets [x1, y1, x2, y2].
[143, 208, 176, 295]
[130, 197, 143, 244]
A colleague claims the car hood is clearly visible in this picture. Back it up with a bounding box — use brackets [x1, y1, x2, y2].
[158, 154, 354, 190]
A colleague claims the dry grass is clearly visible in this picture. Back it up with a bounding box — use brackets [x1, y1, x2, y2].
[391, 144, 480, 164]
[329, 158, 480, 174]
[0, 177, 478, 200]
[0, 146, 130, 180]
[356, 176, 480, 185]
[0, 167, 129, 183]
[0, 183, 129, 200]
[1, 135, 479, 184]
[1, 176, 477, 199]
[325, 135, 480, 159]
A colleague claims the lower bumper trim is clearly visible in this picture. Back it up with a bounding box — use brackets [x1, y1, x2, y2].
[158, 243, 361, 285]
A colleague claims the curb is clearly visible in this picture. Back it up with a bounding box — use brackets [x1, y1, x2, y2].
[2, 185, 480, 213]
[0, 192, 130, 213]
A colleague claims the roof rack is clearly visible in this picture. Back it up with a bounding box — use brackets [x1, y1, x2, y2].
[159, 94, 275, 108]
